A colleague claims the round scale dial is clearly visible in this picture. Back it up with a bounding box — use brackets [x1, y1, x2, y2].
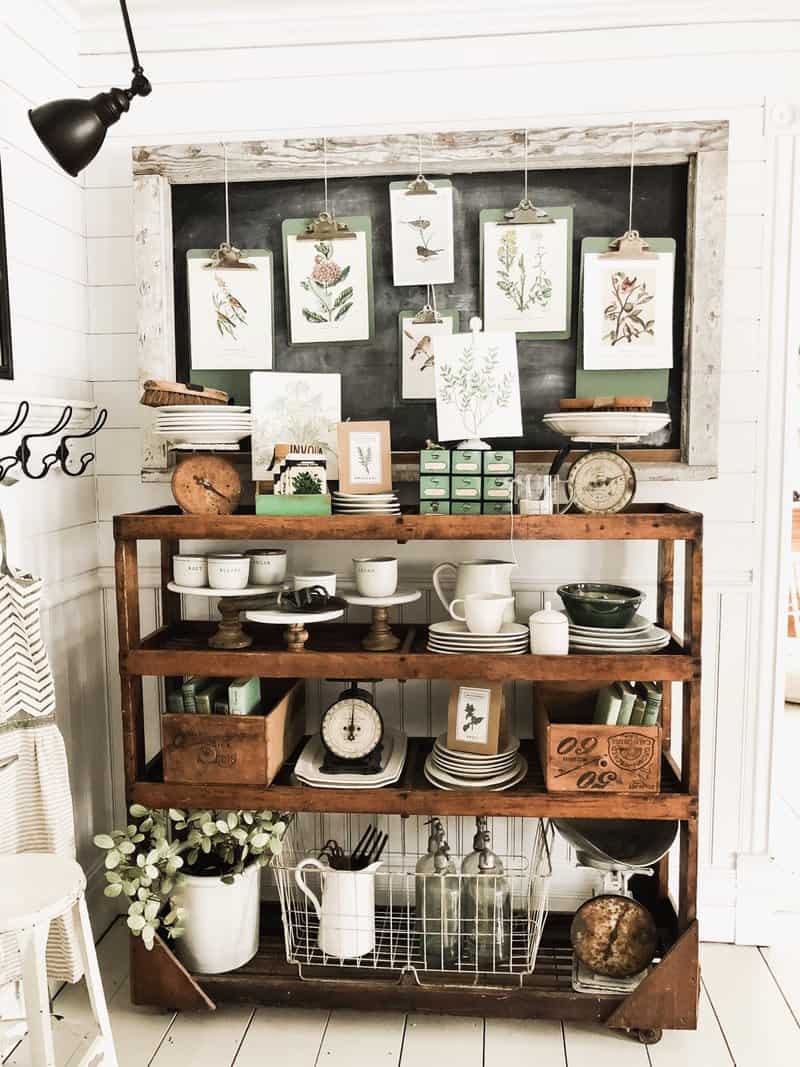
[567, 450, 636, 514]
[171, 454, 242, 515]
[320, 691, 384, 761]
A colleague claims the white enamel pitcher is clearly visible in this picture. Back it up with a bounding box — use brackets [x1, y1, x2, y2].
[432, 559, 516, 624]
[295, 858, 382, 958]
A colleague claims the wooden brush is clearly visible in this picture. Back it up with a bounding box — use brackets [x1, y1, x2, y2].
[559, 397, 653, 412]
[141, 380, 229, 407]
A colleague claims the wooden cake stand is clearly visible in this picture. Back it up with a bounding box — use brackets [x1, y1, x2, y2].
[167, 582, 282, 649]
[245, 607, 345, 651]
[340, 589, 422, 651]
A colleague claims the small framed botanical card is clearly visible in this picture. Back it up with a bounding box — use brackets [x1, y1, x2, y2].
[399, 308, 458, 401]
[337, 420, 392, 494]
[389, 180, 455, 286]
[282, 217, 374, 345]
[447, 681, 505, 755]
[251, 371, 342, 481]
[187, 249, 274, 371]
[480, 208, 573, 338]
[580, 237, 676, 370]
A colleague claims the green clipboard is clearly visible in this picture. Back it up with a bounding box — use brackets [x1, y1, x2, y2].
[576, 237, 676, 402]
[281, 216, 374, 346]
[479, 207, 573, 340]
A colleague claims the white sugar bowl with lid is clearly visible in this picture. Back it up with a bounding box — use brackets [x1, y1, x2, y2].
[529, 601, 569, 655]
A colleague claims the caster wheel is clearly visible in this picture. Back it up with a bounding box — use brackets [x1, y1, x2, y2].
[634, 1027, 663, 1045]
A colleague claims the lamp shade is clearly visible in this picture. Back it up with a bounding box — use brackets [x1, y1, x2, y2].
[28, 89, 131, 177]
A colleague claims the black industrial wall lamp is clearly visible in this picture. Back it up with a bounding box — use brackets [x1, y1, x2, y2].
[28, 0, 151, 177]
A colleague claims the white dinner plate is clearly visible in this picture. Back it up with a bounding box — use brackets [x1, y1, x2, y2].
[434, 732, 520, 758]
[542, 412, 670, 439]
[156, 419, 252, 428]
[424, 755, 527, 791]
[428, 646, 527, 656]
[157, 405, 250, 414]
[431, 751, 519, 773]
[427, 637, 529, 650]
[567, 613, 653, 635]
[429, 620, 528, 640]
[333, 492, 398, 501]
[333, 504, 401, 511]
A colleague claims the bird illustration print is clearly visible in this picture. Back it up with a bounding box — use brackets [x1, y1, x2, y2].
[406, 218, 444, 262]
[212, 274, 248, 339]
[404, 329, 435, 372]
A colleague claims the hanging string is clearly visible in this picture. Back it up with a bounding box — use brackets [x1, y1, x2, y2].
[425, 283, 431, 309]
[417, 133, 423, 178]
[222, 142, 231, 246]
[523, 128, 529, 204]
[431, 283, 439, 320]
[323, 136, 329, 216]
[628, 121, 636, 233]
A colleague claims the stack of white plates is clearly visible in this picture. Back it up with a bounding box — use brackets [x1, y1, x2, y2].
[566, 613, 671, 653]
[154, 405, 251, 448]
[293, 729, 408, 788]
[542, 410, 670, 443]
[332, 492, 400, 515]
[427, 620, 529, 655]
[424, 733, 527, 791]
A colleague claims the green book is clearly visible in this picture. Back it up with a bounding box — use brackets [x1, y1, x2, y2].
[166, 690, 185, 714]
[195, 680, 226, 716]
[617, 682, 637, 726]
[181, 676, 209, 714]
[256, 494, 332, 516]
[642, 682, 663, 726]
[213, 699, 230, 716]
[630, 695, 647, 726]
[229, 677, 261, 716]
[594, 683, 623, 725]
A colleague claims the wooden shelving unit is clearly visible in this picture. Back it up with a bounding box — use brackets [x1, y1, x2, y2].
[114, 503, 702, 1042]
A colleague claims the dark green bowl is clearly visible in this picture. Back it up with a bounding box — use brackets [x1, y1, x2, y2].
[557, 583, 644, 629]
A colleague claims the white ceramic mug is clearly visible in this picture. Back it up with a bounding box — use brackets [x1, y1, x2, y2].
[173, 555, 208, 588]
[529, 601, 569, 655]
[353, 557, 398, 598]
[207, 553, 251, 590]
[247, 549, 287, 586]
[294, 570, 336, 597]
[449, 593, 515, 634]
[294, 858, 381, 958]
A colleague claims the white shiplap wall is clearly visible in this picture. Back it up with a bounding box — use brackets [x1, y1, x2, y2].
[0, 1, 117, 933]
[78, 4, 800, 941]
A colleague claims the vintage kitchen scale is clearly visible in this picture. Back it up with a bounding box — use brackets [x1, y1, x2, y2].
[319, 681, 385, 775]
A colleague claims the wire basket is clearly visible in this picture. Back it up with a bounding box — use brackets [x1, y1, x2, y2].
[272, 815, 552, 987]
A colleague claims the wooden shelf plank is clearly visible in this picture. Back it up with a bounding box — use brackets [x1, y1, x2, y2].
[125, 622, 697, 682]
[114, 505, 702, 543]
[130, 739, 694, 819]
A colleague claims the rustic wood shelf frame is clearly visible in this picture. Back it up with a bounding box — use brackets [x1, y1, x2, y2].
[133, 121, 727, 481]
[114, 504, 702, 1035]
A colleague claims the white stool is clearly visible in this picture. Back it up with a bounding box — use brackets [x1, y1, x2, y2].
[0, 853, 118, 1066]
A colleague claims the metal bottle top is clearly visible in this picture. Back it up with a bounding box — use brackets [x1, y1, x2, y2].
[478, 846, 498, 873]
[434, 844, 452, 874]
[426, 817, 444, 855]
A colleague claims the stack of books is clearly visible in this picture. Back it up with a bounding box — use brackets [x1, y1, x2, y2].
[166, 676, 262, 716]
[593, 681, 662, 726]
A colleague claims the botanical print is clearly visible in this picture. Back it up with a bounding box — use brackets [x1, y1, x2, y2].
[399, 312, 456, 401]
[481, 213, 571, 336]
[602, 269, 656, 346]
[348, 431, 383, 485]
[250, 371, 341, 481]
[582, 249, 674, 370]
[283, 221, 371, 345]
[389, 181, 455, 286]
[300, 242, 353, 324]
[455, 687, 491, 745]
[187, 249, 273, 371]
[434, 329, 523, 442]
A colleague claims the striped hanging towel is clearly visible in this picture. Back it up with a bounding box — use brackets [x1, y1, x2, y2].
[0, 512, 83, 985]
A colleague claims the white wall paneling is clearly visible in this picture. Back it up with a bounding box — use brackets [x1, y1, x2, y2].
[9, 4, 783, 945]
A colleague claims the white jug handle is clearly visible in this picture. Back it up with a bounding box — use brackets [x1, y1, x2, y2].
[294, 858, 324, 920]
[432, 562, 456, 613]
[557, 480, 575, 515]
[449, 597, 467, 623]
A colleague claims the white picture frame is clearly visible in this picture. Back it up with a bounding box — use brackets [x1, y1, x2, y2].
[399, 309, 458, 401]
[187, 249, 273, 371]
[480, 208, 573, 338]
[434, 326, 523, 443]
[251, 371, 342, 481]
[282, 217, 373, 345]
[582, 250, 675, 370]
[390, 180, 455, 286]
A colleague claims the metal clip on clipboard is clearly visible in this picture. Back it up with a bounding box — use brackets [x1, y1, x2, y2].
[599, 229, 658, 260]
[296, 211, 356, 241]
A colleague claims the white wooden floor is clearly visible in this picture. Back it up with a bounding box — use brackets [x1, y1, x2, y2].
[3, 916, 800, 1067]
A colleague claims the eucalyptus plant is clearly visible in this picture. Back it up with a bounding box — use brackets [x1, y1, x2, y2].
[94, 804, 287, 950]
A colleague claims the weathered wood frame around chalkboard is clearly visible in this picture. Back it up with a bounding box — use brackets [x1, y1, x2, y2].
[132, 121, 727, 481]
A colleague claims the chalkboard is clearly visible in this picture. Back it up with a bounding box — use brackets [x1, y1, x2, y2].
[172, 164, 687, 451]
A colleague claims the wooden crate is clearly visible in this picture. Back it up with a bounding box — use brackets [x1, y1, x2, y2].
[162, 679, 304, 786]
[534, 683, 661, 794]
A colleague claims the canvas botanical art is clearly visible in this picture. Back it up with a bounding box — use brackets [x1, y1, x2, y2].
[389, 181, 455, 286]
[434, 321, 523, 445]
[398, 309, 458, 401]
[186, 249, 273, 371]
[480, 208, 573, 338]
[282, 218, 373, 345]
[251, 371, 342, 481]
[581, 246, 675, 370]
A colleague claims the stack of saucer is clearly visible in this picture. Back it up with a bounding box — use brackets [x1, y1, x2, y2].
[332, 492, 400, 515]
[567, 614, 671, 653]
[427, 620, 529, 655]
[424, 734, 527, 791]
[153, 405, 251, 450]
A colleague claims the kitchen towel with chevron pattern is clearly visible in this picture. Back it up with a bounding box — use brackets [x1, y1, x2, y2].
[0, 567, 83, 986]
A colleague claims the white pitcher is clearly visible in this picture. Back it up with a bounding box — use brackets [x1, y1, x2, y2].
[294, 858, 382, 958]
[432, 559, 516, 624]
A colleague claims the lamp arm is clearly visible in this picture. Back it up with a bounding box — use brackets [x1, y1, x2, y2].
[118, 0, 152, 97]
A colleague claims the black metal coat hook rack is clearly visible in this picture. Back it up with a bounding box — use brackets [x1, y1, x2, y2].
[0, 402, 107, 483]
